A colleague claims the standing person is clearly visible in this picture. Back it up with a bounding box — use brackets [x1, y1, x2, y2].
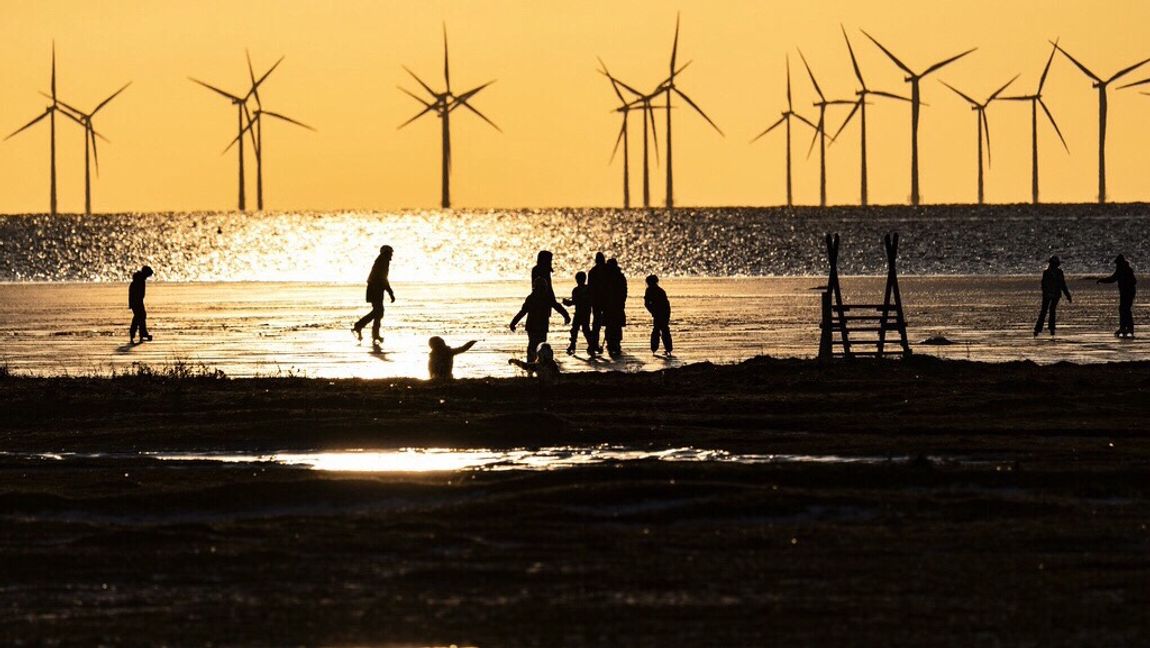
[353, 245, 395, 344]
[604, 258, 628, 358]
[562, 271, 594, 356]
[644, 274, 673, 356]
[510, 277, 570, 362]
[531, 250, 556, 301]
[1098, 255, 1137, 337]
[128, 265, 154, 344]
[587, 252, 609, 354]
[1034, 256, 1072, 337]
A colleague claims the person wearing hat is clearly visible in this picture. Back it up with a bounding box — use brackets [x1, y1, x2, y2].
[1034, 255, 1072, 336]
[129, 265, 154, 343]
[353, 245, 396, 344]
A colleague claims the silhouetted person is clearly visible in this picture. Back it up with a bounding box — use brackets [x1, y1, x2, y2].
[428, 336, 477, 381]
[604, 258, 628, 358]
[587, 252, 609, 353]
[1034, 256, 1072, 336]
[509, 342, 561, 383]
[1098, 254, 1137, 337]
[531, 250, 556, 302]
[644, 274, 673, 355]
[562, 271, 594, 355]
[353, 245, 395, 344]
[510, 277, 570, 362]
[128, 265, 154, 343]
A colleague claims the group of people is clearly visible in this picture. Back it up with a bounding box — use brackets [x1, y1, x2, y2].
[1034, 254, 1138, 338]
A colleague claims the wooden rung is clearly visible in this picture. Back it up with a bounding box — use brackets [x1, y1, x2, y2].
[833, 304, 895, 311]
[829, 326, 897, 333]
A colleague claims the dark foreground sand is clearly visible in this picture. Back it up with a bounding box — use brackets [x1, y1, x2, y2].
[2, 357, 1149, 646]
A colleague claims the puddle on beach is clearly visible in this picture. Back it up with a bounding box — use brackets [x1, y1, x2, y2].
[14, 446, 912, 473]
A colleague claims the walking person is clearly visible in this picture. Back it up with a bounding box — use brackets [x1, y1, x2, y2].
[562, 271, 594, 356]
[128, 265, 154, 343]
[1034, 256, 1072, 337]
[604, 258, 628, 358]
[353, 245, 395, 345]
[644, 274, 673, 355]
[1098, 255, 1137, 338]
[510, 277, 570, 362]
[587, 252, 609, 355]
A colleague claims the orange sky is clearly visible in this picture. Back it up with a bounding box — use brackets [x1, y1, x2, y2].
[3, 0, 1150, 212]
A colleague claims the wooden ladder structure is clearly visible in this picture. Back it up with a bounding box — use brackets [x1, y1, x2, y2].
[818, 232, 912, 360]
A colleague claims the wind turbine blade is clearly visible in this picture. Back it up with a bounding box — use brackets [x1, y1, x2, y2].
[1038, 39, 1058, 94]
[1039, 98, 1069, 152]
[43, 93, 85, 117]
[250, 55, 285, 100]
[90, 128, 100, 177]
[455, 80, 496, 104]
[996, 95, 1032, 101]
[51, 42, 56, 100]
[987, 74, 1020, 102]
[806, 119, 820, 159]
[1108, 55, 1150, 83]
[57, 107, 86, 129]
[869, 89, 912, 102]
[610, 118, 626, 163]
[223, 117, 257, 154]
[598, 68, 644, 98]
[670, 12, 680, 73]
[797, 48, 825, 101]
[1116, 76, 1150, 90]
[831, 101, 862, 140]
[939, 80, 978, 106]
[673, 88, 723, 135]
[455, 98, 501, 132]
[598, 57, 628, 103]
[793, 112, 818, 131]
[786, 54, 793, 111]
[1053, 43, 1101, 83]
[189, 78, 242, 102]
[398, 85, 433, 107]
[860, 29, 913, 76]
[750, 115, 787, 143]
[443, 22, 451, 93]
[402, 66, 438, 98]
[246, 49, 260, 106]
[92, 81, 131, 115]
[397, 104, 437, 129]
[261, 110, 316, 131]
[5, 109, 51, 140]
[982, 111, 992, 166]
[842, 25, 865, 87]
[921, 48, 977, 77]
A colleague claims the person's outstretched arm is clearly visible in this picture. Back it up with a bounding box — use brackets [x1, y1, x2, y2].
[510, 305, 528, 331]
[508, 358, 536, 373]
[1098, 270, 1119, 284]
[551, 301, 570, 324]
[452, 340, 478, 356]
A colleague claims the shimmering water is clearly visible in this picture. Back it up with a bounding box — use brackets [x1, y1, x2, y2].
[2, 205, 1148, 282]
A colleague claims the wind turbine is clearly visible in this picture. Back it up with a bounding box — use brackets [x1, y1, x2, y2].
[998, 42, 1068, 204]
[189, 74, 252, 211]
[861, 30, 976, 205]
[751, 55, 817, 207]
[659, 13, 723, 209]
[398, 24, 500, 209]
[1053, 42, 1150, 203]
[6, 44, 64, 216]
[597, 59, 667, 209]
[939, 76, 1018, 204]
[832, 27, 911, 206]
[51, 83, 131, 216]
[797, 48, 854, 208]
[227, 52, 313, 211]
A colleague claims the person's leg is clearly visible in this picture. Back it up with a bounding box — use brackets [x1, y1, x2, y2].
[590, 308, 604, 352]
[650, 322, 659, 352]
[1120, 293, 1135, 335]
[354, 308, 374, 333]
[138, 306, 150, 340]
[580, 319, 594, 352]
[661, 321, 673, 353]
[1034, 298, 1049, 336]
[130, 309, 140, 341]
[567, 320, 578, 354]
[369, 300, 385, 341]
[1048, 299, 1058, 335]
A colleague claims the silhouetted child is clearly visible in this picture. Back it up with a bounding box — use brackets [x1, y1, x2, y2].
[129, 265, 154, 343]
[508, 343, 561, 383]
[353, 245, 395, 344]
[428, 337, 477, 381]
[644, 274, 673, 355]
[562, 271, 594, 355]
[1098, 254, 1137, 337]
[510, 277, 570, 362]
[1034, 256, 1071, 336]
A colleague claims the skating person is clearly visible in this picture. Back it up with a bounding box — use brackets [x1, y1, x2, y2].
[562, 271, 594, 355]
[604, 258, 628, 358]
[353, 245, 395, 344]
[128, 265, 154, 343]
[510, 277, 570, 362]
[1034, 256, 1072, 336]
[1098, 255, 1137, 337]
[644, 274, 673, 355]
[587, 252, 609, 354]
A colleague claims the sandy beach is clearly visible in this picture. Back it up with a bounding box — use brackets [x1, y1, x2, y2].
[2, 357, 1148, 645]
